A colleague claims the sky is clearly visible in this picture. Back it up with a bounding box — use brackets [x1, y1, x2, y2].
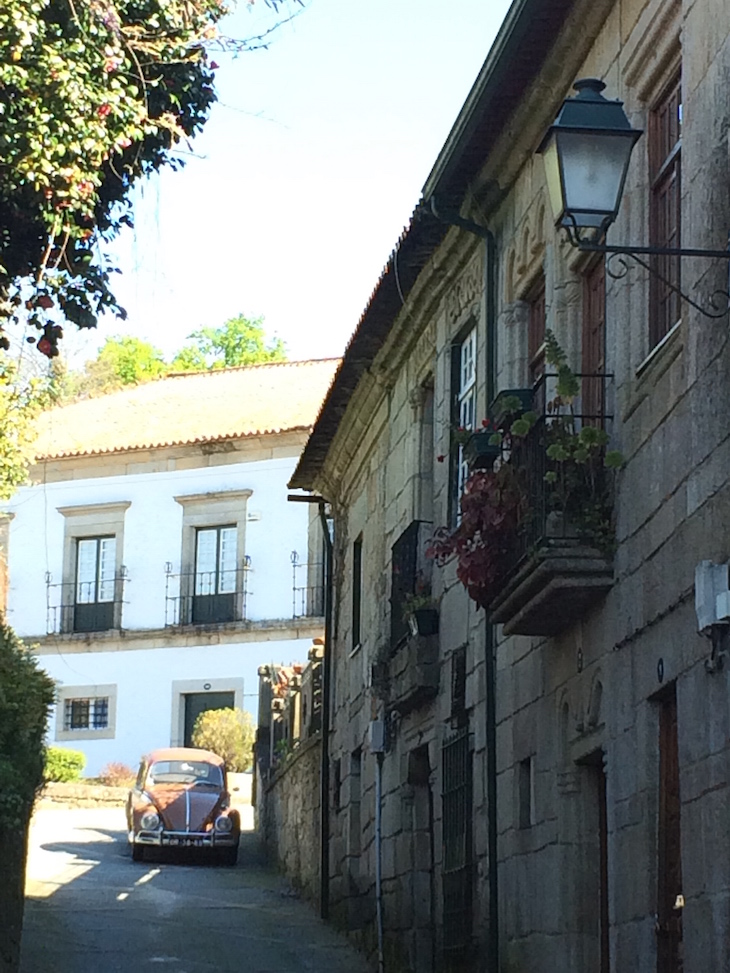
[69, 0, 513, 366]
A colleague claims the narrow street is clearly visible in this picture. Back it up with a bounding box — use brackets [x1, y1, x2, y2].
[20, 807, 370, 973]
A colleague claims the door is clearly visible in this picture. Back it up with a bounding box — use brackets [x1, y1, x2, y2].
[657, 687, 683, 973]
[183, 691, 234, 747]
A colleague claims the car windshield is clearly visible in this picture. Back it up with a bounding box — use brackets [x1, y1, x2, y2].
[147, 760, 223, 787]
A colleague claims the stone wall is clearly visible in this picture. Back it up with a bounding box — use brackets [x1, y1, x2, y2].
[261, 734, 321, 901]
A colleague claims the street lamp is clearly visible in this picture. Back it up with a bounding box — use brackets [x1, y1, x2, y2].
[538, 77, 730, 318]
[538, 78, 642, 243]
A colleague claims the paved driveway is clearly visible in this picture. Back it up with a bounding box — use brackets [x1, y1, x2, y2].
[20, 807, 370, 973]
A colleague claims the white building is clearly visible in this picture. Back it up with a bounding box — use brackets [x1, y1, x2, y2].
[6, 359, 338, 776]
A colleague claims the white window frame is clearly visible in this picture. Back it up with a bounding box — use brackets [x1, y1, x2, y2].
[457, 328, 477, 499]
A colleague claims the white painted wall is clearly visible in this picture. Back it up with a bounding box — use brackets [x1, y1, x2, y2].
[6, 447, 321, 777]
[7, 454, 311, 635]
[40, 637, 309, 777]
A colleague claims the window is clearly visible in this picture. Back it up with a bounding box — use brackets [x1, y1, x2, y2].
[518, 756, 535, 829]
[528, 278, 546, 383]
[55, 502, 130, 635]
[64, 695, 109, 731]
[192, 525, 237, 623]
[451, 328, 477, 517]
[352, 534, 363, 651]
[649, 72, 682, 349]
[74, 535, 117, 633]
[172, 490, 252, 626]
[55, 683, 117, 741]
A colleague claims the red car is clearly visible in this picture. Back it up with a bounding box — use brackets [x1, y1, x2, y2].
[126, 747, 240, 865]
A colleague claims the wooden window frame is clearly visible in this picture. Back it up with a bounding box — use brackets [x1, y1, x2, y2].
[649, 72, 682, 349]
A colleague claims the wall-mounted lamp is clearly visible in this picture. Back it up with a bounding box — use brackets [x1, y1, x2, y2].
[538, 78, 730, 318]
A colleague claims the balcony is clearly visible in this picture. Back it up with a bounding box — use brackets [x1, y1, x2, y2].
[46, 574, 127, 635]
[164, 561, 252, 627]
[487, 374, 615, 636]
[390, 520, 434, 648]
[290, 552, 325, 619]
[387, 632, 440, 716]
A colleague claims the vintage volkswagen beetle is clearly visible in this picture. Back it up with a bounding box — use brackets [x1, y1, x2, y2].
[126, 747, 240, 864]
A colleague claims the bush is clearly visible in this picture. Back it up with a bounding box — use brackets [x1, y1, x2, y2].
[0, 621, 54, 972]
[0, 624, 55, 826]
[44, 747, 85, 783]
[191, 708, 255, 773]
[98, 762, 135, 788]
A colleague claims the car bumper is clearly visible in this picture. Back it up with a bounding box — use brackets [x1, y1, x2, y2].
[133, 829, 239, 848]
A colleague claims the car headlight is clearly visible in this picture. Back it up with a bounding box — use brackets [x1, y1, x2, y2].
[214, 815, 233, 833]
[140, 810, 161, 830]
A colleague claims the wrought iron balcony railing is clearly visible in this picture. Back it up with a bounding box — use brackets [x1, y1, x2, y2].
[290, 551, 325, 619]
[498, 371, 614, 577]
[164, 560, 252, 627]
[45, 572, 128, 635]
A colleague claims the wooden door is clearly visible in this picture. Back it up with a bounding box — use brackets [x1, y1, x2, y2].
[657, 688, 683, 973]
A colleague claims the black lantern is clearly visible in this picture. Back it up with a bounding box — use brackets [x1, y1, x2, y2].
[538, 78, 642, 242]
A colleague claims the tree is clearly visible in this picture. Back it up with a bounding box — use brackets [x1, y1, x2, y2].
[191, 707, 255, 772]
[85, 336, 167, 389]
[0, 623, 54, 972]
[0, 358, 54, 500]
[0, 0, 303, 360]
[171, 315, 287, 370]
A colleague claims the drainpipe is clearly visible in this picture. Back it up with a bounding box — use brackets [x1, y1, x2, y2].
[428, 195, 500, 971]
[374, 750, 385, 973]
[318, 500, 333, 921]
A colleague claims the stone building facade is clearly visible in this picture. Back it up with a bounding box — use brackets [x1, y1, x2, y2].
[287, 1, 730, 971]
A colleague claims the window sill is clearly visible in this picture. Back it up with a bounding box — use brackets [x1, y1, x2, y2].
[349, 642, 362, 659]
[635, 318, 682, 379]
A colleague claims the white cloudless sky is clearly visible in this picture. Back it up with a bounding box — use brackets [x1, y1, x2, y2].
[73, 0, 513, 365]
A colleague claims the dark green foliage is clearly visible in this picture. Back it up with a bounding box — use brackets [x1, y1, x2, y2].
[0, 623, 54, 828]
[44, 747, 86, 784]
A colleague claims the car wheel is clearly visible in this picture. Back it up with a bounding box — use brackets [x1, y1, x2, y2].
[132, 843, 145, 862]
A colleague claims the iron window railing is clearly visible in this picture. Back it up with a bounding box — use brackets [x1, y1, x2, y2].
[45, 571, 127, 635]
[498, 371, 614, 578]
[64, 696, 109, 731]
[164, 559, 252, 627]
[390, 520, 433, 648]
[290, 551, 325, 618]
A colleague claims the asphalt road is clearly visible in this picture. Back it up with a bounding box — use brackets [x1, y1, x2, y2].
[20, 807, 371, 973]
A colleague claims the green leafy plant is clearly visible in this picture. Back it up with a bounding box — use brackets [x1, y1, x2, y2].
[0, 0, 227, 356]
[0, 622, 54, 972]
[401, 592, 437, 617]
[191, 707, 254, 772]
[430, 331, 622, 608]
[44, 746, 85, 783]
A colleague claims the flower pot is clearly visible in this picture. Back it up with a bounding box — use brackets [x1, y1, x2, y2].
[407, 607, 439, 637]
[463, 430, 501, 472]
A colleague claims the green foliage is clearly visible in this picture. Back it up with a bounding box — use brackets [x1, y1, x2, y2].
[62, 316, 288, 399]
[0, 356, 54, 500]
[430, 332, 624, 607]
[172, 315, 288, 370]
[0, 0, 227, 355]
[191, 707, 255, 772]
[44, 746, 85, 783]
[0, 623, 54, 828]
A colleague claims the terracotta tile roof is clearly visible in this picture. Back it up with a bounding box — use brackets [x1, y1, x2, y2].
[34, 358, 340, 460]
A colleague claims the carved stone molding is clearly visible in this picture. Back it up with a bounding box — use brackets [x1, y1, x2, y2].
[445, 255, 483, 326]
